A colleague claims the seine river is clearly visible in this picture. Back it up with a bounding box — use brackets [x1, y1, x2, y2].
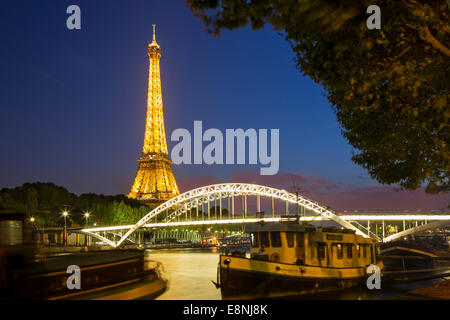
[145, 248, 447, 300]
[146, 248, 222, 300]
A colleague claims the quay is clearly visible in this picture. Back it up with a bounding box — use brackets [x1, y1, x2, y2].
[389, 279, 450, 300]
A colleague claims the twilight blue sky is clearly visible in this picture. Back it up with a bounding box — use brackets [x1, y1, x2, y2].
[1, 1, 447, 209]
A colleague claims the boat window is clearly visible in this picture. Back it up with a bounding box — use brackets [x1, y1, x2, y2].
[260, 232, 270, 248]
[357, 244, 361, 258]
[250, 232, 259, 248]
[317, 242, 326, 260]
[270, 232, 282, 247]
[296, 233, 304, 248]
[347, 244, 353, 259]
[336, 243, 343, 259]
[286, 232, 295, 247]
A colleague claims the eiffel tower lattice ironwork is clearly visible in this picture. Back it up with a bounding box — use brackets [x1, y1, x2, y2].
[128, 25, 179, 205]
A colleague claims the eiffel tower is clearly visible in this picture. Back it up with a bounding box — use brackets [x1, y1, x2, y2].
[128, 25, 179, 205]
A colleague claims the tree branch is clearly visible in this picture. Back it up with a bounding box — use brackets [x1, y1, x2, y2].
[394, 45, 412, 60]
[406, 24, 450, 57]
[418, 25, 450, 57]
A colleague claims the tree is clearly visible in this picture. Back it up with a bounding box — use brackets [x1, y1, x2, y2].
[0, 182, 149, 226]
[111, 201, 130, 225]
[187, 0, 449, 193]
[0, 193, 16, 209]
[222, 208, 229, 218]
[23, 187, 38, 215]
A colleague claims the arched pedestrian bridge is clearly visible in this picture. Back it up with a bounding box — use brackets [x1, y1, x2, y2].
[79, 183, 450, 247]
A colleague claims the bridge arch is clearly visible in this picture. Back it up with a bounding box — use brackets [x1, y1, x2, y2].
[114, 183, 375, 247]
[81, 230, 117, 247]
[383, 220, 450, 242]
[70, 230, 136, 247]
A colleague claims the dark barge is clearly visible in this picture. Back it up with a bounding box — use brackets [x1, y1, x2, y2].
[379, 241, 450, 283]
[0, 212, 167, 300]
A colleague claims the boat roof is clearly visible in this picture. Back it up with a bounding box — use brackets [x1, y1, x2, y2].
[245, 222, 357, 234]
[14, 250, 144, 275]
[379, 246, 438, 258]
[245, 223, 316, 233]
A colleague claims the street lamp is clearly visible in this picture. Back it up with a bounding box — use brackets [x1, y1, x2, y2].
[62, 211, 68, 246]
[84, 212, 90, 227]
[83, 211, 90, 247]
[30, 217, 35, 230]
[29, 217, 36, 243]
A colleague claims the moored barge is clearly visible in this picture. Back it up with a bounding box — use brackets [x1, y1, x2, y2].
[0, 212, 167, 300]
[379, 244, 450, 283]
[2, 249, 167, 300]
[218, 222, 383, 299]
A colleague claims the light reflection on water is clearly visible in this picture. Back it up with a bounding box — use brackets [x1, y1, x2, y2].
[145, 248, 448, 300]
[146, 248, 222, 300]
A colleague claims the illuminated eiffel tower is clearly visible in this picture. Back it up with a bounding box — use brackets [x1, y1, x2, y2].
[128, 25, 179, 205]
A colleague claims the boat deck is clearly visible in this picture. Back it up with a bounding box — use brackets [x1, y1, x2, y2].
[15, 250, 144, 276]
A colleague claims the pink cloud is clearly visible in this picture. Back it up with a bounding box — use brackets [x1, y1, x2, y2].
[177, 176, 222, 193]
[230, 171, 349, 194]
[314, 187, 450, 211]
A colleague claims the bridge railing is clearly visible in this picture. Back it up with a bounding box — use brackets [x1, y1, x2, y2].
[346, 220, 380, 240]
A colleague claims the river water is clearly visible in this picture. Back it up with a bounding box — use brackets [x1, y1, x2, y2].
[145, 248, 448, 300]
[147, 248, 222, 300]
